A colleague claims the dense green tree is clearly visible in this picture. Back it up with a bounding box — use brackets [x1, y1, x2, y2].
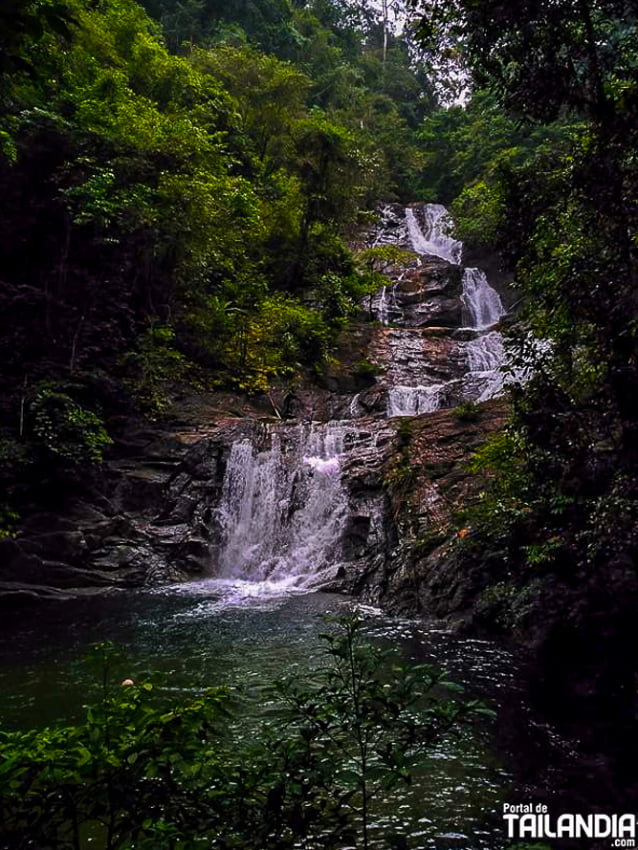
[1, 0, 403, 524]
[410, 0, 638, 757]
[417, 93, 550, 203]
[138, 0, 434, 201]
[140, 0, 300, 54]
[191, 45, 310, 176]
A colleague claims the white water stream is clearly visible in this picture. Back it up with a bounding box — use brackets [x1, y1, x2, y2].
[217, 423, 354, 589]
[387, 206, 508, 417]
[405, 204, 462, 265]
[461, 267, 505, 330]
[387, 383, 445, 417]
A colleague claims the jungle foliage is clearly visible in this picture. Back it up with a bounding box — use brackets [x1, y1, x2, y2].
[0, 615, 484, 850]
[410, 0, 638, 750]
[0, 0, 435, 524]
[5, 0, 638, 770]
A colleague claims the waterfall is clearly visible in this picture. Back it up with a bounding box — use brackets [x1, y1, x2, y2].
[373, 281, 401, 326]
[216, 424, 351, 587]
[387, 384, 445, 417]
[211, 202, 516, 591]
[372, 203, 404, 248]
[466, 331, 505, 373]
[463, 332, 506, 403]
[349, 393, 364, 418]
[460, 268, 506, 401]
[378, 285, 388, 325]
[463, 332, 550, 405]
[405, 204, 463, 265]
[461, 268, 505, 330]
[385, 206, 507, 417]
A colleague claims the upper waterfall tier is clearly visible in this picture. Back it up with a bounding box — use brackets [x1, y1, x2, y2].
[360, 202, 511, 417]
[406, 205, 463, 265]
[369, 203, 463, 266]
[461, 268, 505, 330]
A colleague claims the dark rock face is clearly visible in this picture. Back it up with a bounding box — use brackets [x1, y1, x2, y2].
[393, 264, 464, 328]
[363, 254, 465, 329]
[0, 429, 227, 601]
[340, 401, 509, 614]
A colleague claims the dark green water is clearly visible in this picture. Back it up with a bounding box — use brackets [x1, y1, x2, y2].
[0, 580, 521, 849]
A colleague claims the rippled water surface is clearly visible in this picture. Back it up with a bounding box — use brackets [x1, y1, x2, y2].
[0, 583, 520, 849]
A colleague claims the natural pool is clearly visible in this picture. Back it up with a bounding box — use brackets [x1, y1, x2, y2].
[0, 581, 522, 849]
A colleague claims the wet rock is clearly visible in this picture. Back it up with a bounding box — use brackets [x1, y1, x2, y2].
[158, 492, 200, 523]
[180, 439, 224, 480]
[343, 515, 371, 559]
[82, 515, 147, 549]
[0, 582, 78, 606]
[401, 263, 462, 297]
[405, 296, 462, 327]
[176, 536, 210, 562]
[37, 562, 124, 588]
[111, 466, 171, 513]
[91, 544, 143, 571]
[352, 402, 509, 613]
[20, 513, 80, 534]
[0, 545, 50, 584]
[369, 328, 466, 388]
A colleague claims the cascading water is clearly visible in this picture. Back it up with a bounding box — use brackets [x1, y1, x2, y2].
[349, 393, 364, 418]
[378, 285, 388, 325]
[463, 331, 550, 405]
[216, 423, 352, 590]
[463, 331, 506, 403]
[466, 331, 505, 372]
[385, 206, 508, 417]
[372, 281, 401, 326]
[213, 202, 513, 590]
[405, 204, 463, 265]
[459, 268, 507, 403]
[387, 384, 446, 417]
[461, 268, 505, 330]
